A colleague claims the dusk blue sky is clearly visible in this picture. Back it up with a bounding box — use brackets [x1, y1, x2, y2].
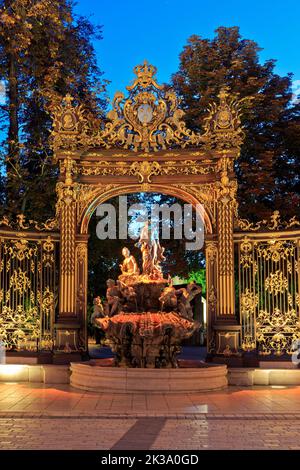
[75, 0, 300, 99]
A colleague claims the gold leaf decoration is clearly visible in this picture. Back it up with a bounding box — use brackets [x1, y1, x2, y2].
[51, 62, 247, 154]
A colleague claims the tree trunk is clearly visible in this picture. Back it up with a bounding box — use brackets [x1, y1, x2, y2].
[7, 51, 20, 216]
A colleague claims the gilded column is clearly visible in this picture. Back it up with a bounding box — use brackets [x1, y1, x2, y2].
[211, 161, 241, 358]
[205, 241, 218, 351]
[57, 158, 77, 317]
[216, 163, 237, 316]
[75, 240, 88, 351]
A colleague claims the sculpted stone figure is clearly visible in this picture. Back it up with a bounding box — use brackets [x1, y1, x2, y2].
[159, 285, 177, 311]
[119, 283, 138, 312]
[105, 279, 122, 316]
[176, 282, 202, 320]
[119, 247, 139, 284]
[137, 221, 165, 280]
[140, 241, 153, 276]
[92, 296, 104, 323]
[152, 237, 165, 269]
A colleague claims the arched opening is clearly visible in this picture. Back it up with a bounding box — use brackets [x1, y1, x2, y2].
[80, 186, 213, 362]
[80, 184, 213, 236]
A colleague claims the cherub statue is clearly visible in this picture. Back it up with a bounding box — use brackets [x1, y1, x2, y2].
[105, 279, 123, 316]
[119, 282, 138, 312]
[159, 284, 177, 311]
[92, 296, 105, 324]
[176, 282, 202, 320]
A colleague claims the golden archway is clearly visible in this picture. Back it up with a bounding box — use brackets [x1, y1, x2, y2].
[1, 61, 299, 363]
[79, 183, 213, 235]
[52, 60, 246, 360]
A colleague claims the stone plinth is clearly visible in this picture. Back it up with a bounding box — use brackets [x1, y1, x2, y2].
[228, 367, 300, 386]
[70, 362, 228, 393]
[0, 364, 70, 383]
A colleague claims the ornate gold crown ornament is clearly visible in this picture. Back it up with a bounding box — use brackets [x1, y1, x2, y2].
[127, 60, 163, 90]
[51, 61, 248, 154]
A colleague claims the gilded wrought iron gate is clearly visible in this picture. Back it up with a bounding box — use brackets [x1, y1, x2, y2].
[0, 235, 59, 352]
[237, 235, 300, 356]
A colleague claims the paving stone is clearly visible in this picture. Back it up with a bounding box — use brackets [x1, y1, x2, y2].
[0, 383, 300, 449]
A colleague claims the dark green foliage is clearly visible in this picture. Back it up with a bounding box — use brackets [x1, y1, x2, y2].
[172, 27, 300, 220]
[0, 0, 108, 219]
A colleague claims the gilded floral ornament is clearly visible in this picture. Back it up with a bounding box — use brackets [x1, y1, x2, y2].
[265, 270, 289, 295]
[239, 235, 300, 356]
[9, 268, 31, 294]
[77, 160, 215, 177]
[256, 307, 300, 356]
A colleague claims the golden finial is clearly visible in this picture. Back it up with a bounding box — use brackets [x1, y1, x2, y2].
[127, 60, 163, 90]
[217, 86, 231, 101]
[63, 94, 74, 106]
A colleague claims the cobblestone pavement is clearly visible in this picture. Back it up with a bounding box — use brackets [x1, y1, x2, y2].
[0, 416, 300, 450]
[1, 383, 300, 449]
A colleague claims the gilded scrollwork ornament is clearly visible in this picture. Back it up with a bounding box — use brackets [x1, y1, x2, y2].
[173, 183, 217, 227]
[76, 160, 215, 178]
[0, 235, 57, 351]
[50, 62, 247, 154]
[239, 236, 300, 356]
[75, 183, 116, 225]
[237, 210, 300, 232]
[0, 214, 58, 232]
[100, 61, 202, 152]
[129, 161, 161, 183]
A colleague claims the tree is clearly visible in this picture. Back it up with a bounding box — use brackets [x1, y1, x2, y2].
[172, 27, 300, 220]
[0, 0, 108, 219]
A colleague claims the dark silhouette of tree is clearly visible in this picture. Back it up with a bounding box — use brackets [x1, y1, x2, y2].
[172, 27, 300, 220]
[0, 0, 108, 218]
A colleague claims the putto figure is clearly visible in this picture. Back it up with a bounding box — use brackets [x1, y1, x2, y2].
[105, 279, 122, 316]
[92, 296, 104, 322]
[176, 282, 202, 320]
[159, 284, 177, 311]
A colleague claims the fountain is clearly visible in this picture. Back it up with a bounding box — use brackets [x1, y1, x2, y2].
[94, 240, 201, 368]
[70, 223, 227, 392]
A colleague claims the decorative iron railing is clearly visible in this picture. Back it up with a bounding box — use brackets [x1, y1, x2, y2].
[0, 232, 59, 352]
[235, 231, 300, 356]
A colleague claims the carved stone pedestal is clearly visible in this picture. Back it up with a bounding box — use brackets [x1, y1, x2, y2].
[53, 322, 86, 364]
[213, 323, 241, 355]
[208, 322, 242, 366]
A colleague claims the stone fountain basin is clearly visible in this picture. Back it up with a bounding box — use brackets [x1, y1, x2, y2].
[70, 361, 227, 393]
